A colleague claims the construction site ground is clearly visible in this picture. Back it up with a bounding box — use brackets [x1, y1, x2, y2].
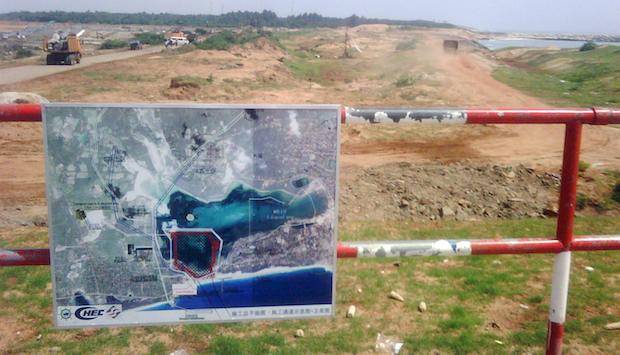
[0, 24, 619, 353]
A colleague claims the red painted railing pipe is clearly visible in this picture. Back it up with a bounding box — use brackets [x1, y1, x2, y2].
[555, 122, 582, 249]
[4, 235, 619, 266]
[334, 235, 620, 259]
[471, 239, 564, 255]
[3, 105, 620, 125]
[464, 108, 619, 124]
[0, 104, 43, 122]
[336, 243, 358, 258]
[547, 322, 564, 355]
[466, 108, 595, 124]
[570, 236, 620, 251]
[0, 248, 50, 266]
[546, 122, 582, 355]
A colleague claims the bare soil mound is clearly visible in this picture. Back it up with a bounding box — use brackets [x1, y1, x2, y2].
[340, 163, 560, 222]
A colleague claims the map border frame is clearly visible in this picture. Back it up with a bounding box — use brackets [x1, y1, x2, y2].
[42, 103, 342, 328]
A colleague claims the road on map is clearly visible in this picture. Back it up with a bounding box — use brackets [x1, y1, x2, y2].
[0, 45, 164, 85]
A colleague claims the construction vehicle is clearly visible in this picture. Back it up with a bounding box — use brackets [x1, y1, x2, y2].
[165, 32, 190, 47]
[443, 39, 459, 52]
[129, 40, 143, 50]
[43, 30, 84, 65]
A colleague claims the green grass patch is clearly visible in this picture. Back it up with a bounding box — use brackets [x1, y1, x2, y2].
[394, 74, 417, 87]
[99, 39, 127, 50]
[612, 181, 620, 203]
[133, 32, 165, 45]
[1, 215, 619, 353]
[148, 341, 167, 354]
[195, 30, 280, 51]
[83, 70, 148, 82]
[395, 39, 417, 51]
[284, 56, 358, 85]
[493, 46, 620, 106]
[208, 333, 286, 354]
[15, 47, 35, 59]
[170, 75, 214, 88]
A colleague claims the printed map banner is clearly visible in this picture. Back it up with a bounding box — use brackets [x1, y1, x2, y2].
[43, 104, 339, 327]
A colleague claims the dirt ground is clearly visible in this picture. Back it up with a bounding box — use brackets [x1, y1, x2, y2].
[0, 23, 619, 354]
[1, 25, 619, 228]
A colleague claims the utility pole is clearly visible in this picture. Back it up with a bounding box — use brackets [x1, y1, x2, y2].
[343, 28, 351, 58]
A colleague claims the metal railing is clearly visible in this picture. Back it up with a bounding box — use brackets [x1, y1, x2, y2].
[2, 103, 620, 354]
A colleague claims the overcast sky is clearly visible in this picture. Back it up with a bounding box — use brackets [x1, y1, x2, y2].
[3, 0, 620, 35]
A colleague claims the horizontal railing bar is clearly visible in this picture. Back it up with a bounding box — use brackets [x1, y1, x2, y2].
[0, 248, 51, 266]
[342, 106, 620, 125]
[570, 235, 620, 251]
[0, 104, 43, 122]
[5, 235, 619, 266]
[2, 104, 620, 125]
[336, 235, 620, 258]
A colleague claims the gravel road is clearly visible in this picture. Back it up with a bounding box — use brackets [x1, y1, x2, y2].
[0, 45, 164, 85]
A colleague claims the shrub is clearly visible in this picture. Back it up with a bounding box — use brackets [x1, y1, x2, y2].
[396, 39, 416, 51]
[99, 39, 127, 49]
[195, 30, 238, 50]
[133, 32, 165, 45]
[170, 75, 213, 88]
[579, 41, 597, 52]
[14, 47, 34, 59]
[195, 30, 270, 51]
[394, 74, 417, 87]
[578, 160, 590, 172]
[576, 193, 589, 210]
[612, 181, 620, 203]
[169, 44, 196, 54]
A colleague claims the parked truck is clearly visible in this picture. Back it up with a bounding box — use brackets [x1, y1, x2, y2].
[443, 39, 459, 52]
[43, 30, 84, 65]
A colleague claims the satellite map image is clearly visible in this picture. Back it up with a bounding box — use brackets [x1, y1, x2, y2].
[43, 104, 339, 327]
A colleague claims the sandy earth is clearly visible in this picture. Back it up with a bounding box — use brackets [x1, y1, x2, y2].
[339, 31, 620, 171]
[0, 24, 618, 353]
[0, 25, 619, 227]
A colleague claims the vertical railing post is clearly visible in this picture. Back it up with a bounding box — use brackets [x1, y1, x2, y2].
[546, 122, 582, 354]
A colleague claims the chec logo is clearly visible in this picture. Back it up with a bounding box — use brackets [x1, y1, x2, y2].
[74, 305, 123, 320]
[60, 308, 71, 320]
[106, 305, 122, 319]
[75, 306, 105, 320]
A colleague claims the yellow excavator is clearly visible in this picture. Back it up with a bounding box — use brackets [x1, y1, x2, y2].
[43, 29, 84, 65]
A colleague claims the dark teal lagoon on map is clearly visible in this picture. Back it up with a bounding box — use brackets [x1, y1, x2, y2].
[156, 184, 328, 259]
[152, 183, 333, 310]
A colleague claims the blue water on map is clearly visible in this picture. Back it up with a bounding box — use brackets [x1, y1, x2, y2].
[145, 267, 333, 310]
[156, 184, 328, 257]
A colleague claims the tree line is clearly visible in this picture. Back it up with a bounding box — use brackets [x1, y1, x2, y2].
[0, 10, 456, 29]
